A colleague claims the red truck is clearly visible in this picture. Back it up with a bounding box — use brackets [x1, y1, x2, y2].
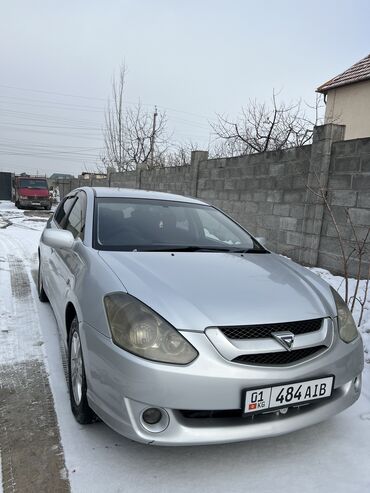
[13, 175, 52, 210]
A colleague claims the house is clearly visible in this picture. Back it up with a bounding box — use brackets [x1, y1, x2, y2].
[79, 172, 107, 180]
[49, 173, 75, 180]
[317, 53, 370, 140]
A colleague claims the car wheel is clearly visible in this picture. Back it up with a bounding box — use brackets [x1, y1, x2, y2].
[68, 317, 95, 424]
[37, 258, 49, 302]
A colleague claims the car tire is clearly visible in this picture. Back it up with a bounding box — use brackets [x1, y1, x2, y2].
[68, 317, 96, 424]
[37, 259, 49, 302]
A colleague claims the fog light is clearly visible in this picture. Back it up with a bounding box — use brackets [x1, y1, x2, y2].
[140, 407, 170, 433]
[142, 407, 162, 425]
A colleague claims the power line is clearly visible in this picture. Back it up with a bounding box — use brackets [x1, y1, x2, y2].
[0, 84, 213, 121]
[0, 125, 102, 140]
[0, 107, 104, 126]
[0, 83, 107, 102]
[0, 94, 105, 112]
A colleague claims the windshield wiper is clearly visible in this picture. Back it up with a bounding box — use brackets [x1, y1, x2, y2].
[135, 246, 234, 252]
[232, 248, 268, 253]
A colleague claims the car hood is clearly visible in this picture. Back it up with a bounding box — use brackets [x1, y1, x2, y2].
[98, 251, 335, 331]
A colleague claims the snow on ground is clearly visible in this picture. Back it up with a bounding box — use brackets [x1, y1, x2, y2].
[0, 451, 2, 493]
[0, 200, 370, 493]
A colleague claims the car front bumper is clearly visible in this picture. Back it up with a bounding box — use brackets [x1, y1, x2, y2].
[19, 198, 51, 208]
[81, 322, 364, 446]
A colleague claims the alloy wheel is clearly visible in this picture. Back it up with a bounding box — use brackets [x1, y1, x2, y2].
[70, 331, 83, 405]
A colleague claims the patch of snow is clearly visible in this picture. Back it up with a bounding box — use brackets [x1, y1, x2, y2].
[0, 448, 3, 493]
[0, 240, 43, 365]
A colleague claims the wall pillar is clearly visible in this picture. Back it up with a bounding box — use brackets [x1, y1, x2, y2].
[299, 124, 345, 266]
[190, 150, 208, 197]
[135, 167, 142, 189]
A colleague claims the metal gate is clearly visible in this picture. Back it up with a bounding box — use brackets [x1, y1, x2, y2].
[0, 172, 12, 200]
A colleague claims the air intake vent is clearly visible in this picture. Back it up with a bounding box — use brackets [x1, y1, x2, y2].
[221, 318, 322, 340]
[232, 346, 326, 366]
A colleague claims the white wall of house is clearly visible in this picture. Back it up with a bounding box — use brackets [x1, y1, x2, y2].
[324, 79, 370, 139]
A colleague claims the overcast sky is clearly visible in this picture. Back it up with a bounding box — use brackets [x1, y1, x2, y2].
[0, 0, 369, 176]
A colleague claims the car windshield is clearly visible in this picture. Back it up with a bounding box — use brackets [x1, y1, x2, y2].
[95, 198, 265, 252]
[19, 179, 48, 189]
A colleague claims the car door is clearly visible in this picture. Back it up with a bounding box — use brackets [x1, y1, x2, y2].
[42, 194, 77, 309]
[54, 192, 87, 339]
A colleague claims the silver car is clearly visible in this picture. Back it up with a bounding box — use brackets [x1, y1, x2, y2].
[38, 187, 364, 445]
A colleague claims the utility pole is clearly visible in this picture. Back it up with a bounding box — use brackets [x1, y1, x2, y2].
[150, 106, 158, 168]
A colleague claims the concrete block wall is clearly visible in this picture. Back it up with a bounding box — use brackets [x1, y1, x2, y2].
[109, 171, 136, 188]
[139, 165, 194, 196]
[318, 137, 370, 276]
[195, 147, 312, 263]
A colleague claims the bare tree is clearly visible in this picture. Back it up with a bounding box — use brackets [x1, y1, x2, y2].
[159, 141, 199, 167]
[124, 103, 169, 169]
[102, 65, 127, 171]
[307, 171, 370, 323]
[357, 265, 370, 327]
[211, 92, 324, 157]
[101, 65, 169, 171]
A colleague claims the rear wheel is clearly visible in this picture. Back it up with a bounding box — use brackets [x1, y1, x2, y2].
[68, 317, 95, 424]
[37, 258, 49, 302]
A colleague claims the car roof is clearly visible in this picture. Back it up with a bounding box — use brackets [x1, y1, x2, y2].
[88, 187, 207, 205]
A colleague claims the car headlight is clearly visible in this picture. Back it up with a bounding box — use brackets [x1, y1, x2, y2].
[331, 287, 358, 343]
[104, 293, 198, 364]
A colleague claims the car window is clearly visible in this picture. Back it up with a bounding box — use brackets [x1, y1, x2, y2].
[54, 196, 76, 227]
[195, 207, 243, 246]
[64, 194, 86, 239]
[95, 198, 260, 252]
[19, 179, 48, 189]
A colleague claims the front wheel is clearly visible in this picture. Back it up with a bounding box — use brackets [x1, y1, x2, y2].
[68, 317, 95, 424]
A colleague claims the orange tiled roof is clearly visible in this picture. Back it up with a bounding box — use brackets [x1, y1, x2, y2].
[317, 54, 370, 93]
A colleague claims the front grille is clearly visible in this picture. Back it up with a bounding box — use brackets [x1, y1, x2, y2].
[232, 346, 326, 366]
[220, 318, 322, 340]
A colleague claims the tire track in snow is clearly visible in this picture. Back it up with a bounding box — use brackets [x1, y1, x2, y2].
[0, 235, 70, 493]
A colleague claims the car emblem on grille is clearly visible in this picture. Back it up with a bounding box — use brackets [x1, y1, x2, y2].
[271, 331, 295, 351]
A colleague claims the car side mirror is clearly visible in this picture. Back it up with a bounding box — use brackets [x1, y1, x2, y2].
[255, 236, 266, 247]
[42, 229, 75, 250]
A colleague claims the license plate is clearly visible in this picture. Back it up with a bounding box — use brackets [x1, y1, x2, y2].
[32, 202, 41, 205]
[243, 376, 334, 415]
